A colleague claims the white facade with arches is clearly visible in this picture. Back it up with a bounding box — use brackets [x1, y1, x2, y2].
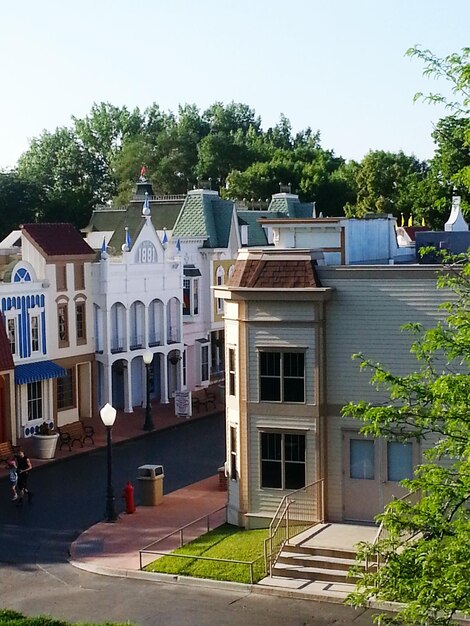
[91, 212, 184, 413]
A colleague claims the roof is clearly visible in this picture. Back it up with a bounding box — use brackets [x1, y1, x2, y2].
[0, 316, 14, 371]
[172, 191, 234, 248]
[22, 224, 94, 258]
[237, 211, 269, 247]
[84, 202, 183, 254]
[228, 252, 323, 289]
[268, 194, 315, 219]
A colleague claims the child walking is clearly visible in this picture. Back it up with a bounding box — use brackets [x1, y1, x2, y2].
[7, 458, 18, 501]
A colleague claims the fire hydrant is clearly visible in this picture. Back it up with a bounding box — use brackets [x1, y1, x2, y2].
[123, 481, 136, 514]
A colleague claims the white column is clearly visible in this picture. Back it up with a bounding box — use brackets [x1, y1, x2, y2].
[161, 354, 169, 404]
[124, 359, 133, 413]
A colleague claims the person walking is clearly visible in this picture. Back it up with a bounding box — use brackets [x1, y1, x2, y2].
[7, 459, 18, 501]
[16, 449, 33, 504]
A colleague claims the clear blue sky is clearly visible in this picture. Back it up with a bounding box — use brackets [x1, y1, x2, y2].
[0, 0, 468, 169]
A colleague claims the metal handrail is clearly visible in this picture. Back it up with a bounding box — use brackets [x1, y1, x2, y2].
[139, 505, 226, 569]
[140, 550, 264, 585]
[264, 478, 325, 576]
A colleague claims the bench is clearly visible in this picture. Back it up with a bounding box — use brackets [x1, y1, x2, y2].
[191, 388, 217, 413]
[0, 441, 19, 467]
[58, 421, 95, 452]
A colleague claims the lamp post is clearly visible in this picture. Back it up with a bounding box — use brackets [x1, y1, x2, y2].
[100, 402, 118, 523]
[143, 350, 154, 431]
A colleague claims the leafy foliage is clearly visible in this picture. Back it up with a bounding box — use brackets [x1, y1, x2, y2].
[343, 253, 470, 625]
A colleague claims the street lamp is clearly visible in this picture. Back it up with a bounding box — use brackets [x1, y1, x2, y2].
[143, 350, 154, 431]
[100, 402, 118, 523]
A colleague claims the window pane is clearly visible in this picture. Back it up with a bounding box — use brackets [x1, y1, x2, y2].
[387, 442, 413, 482]
[260, 352, 280, 376]
[285, 462, 305, 489]
[261, 461, 282, 488]
[285, 434, 305, 462]
[57, 369, 74, 410]
[350, 439, 375, 480]
[284, 378, 304, 402]
[284, 353, 304, 377]
[261, 432, 281, 460]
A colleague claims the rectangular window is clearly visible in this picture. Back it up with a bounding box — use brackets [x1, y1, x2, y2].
[56, 264, 67, 291]
[7, 318, 16, 355]
[57, 368, 74, 410]
[31, 316, 39, 352]
[58, 303, 69, 345]
[350, 439, 375, 480]
[201, 345, 209, 382]
[261, 432, 306, 490]
[259, 351, 305, 403]
[387, 441, 413, 482]
[228, 348, 236, 396]
[27, 381, 42, 421]
[230, 426, 237, 480]
[76, 302, 86, 341]
[74, 263, 85, 290]
[183, 278, 200, 317]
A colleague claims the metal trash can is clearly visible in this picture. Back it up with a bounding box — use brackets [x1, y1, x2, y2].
[137, 464, 164, 506]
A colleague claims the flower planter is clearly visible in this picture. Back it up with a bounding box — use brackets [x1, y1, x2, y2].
[31, 433, 59, 459]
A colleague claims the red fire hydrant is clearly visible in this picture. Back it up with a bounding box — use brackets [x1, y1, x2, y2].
[123, 481, 136, 514]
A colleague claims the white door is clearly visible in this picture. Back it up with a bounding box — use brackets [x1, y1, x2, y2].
[343, 432, 417, 522]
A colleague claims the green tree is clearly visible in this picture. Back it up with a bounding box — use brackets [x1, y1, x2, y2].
[346, 150, 428, 221]
[344, 253, 470, 625]
[0, 171, 42, 238]
[17, 127, 106, 227]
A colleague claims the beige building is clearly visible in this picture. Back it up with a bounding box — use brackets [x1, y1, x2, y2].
[216, 244, 448, 529]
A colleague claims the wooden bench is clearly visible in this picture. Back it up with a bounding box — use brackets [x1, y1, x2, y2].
[58, 421, 95, 452]
[0, 441, 19, 467]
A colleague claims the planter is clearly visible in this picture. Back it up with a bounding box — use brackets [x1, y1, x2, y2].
[31, 433, 59, 459]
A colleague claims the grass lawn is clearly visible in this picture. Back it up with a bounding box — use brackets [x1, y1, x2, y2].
[0, 608, 129, 625]
[143, 523, 268, 584]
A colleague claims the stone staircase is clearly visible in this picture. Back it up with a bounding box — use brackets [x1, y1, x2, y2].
[272, 542, 362, 585]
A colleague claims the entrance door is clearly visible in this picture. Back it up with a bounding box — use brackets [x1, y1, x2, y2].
[343, 432, 417, 522]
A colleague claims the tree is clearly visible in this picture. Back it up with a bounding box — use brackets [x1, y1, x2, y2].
[345, 150, 428, 220]
[344, 253, 470, 625]
[407, 46, 470, 226]
[0, 172, 42, 238]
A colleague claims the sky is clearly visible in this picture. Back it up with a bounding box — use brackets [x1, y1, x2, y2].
[0, 0, 468, 170]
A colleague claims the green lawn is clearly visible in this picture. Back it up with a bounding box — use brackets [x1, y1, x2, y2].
[143, 523, 268, 584]
[0, 609, 129, 626]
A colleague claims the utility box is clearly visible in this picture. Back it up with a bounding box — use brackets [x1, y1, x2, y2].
[137, 464, 164, 506]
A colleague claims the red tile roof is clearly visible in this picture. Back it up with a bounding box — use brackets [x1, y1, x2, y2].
[0, 315, 14, 371]
[229, 257, 323, 289]
[21, 224, 95, 258]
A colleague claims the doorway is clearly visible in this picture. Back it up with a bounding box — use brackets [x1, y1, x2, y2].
[342, 431, 418, 522]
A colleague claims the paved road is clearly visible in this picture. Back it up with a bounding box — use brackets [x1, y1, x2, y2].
[0, 413, 384, 625]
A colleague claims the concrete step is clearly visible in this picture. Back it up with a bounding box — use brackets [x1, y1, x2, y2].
[277, 552, 363, 572]
[284, 543, 358, 561]
[272, 563, 359, 584]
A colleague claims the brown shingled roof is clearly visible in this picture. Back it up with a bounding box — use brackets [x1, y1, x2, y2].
[22, 223, 95, 257]
[0, 315, 14, 371]
[229, 257, 323, 289]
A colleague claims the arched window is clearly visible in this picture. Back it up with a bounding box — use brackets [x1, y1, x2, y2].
[14, 267, 31, 282]
[216, 266, 225, 314]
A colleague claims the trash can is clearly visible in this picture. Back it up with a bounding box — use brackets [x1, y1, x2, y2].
[137, 464, 164, 506]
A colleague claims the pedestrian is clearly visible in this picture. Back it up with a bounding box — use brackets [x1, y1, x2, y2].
[7, 458, 18, 501]
[16, 448, 33, 504]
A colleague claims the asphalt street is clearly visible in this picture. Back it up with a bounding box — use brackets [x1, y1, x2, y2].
[0, 412, 384, 625]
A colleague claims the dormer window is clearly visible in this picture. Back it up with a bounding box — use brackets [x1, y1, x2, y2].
[183, 266, 201, 317]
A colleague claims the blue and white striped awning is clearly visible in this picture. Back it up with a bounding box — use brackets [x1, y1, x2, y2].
[15, 360, 68, 385]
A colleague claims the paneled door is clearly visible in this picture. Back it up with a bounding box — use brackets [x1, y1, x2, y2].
[343, 432, 417, 522]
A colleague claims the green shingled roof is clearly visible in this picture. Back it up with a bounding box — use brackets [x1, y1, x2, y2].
[84, 200, 184, 255]
[237, 211, 269, 247]
[172, 191, 234, 249]
[268, 195, 315, 218]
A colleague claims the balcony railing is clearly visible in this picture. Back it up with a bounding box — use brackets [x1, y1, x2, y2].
[110, 336, 126, 354]
[129, 334, 144, 350]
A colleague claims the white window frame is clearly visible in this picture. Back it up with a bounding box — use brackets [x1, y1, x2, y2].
[183, 278, 199, 317]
